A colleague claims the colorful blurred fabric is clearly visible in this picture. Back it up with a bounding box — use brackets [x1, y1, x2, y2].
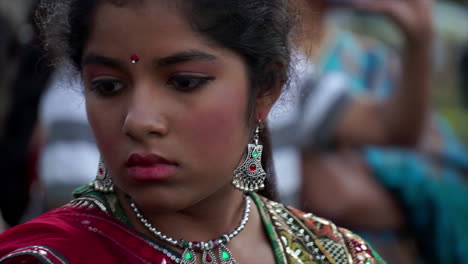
[318, 27, 468, 264]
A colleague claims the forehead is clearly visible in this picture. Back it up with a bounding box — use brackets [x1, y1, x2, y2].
[85, 2, 214, 59]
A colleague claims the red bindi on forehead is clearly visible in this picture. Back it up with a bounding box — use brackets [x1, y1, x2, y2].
[131, 54, 140, 64]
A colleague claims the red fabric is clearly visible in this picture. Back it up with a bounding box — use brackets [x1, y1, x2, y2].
[0, 206, 175, 264]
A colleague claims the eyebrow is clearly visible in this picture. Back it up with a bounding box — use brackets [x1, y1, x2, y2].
[82, 54, 126, 70]
[82, 50, 218, 70]
[154, 50, 218, 67]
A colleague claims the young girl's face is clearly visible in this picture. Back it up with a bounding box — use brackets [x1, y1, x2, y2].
[82, 2, 261, 212]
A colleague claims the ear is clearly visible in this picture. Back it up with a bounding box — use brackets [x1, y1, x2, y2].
[255, 62, 286, 121]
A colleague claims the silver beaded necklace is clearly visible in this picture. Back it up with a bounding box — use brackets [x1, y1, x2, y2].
[130, 195, 251, 264]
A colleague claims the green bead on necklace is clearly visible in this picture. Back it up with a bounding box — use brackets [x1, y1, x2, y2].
[222, 250, 230, 260]
[184, 251, 193, 261]
[130, 196, 250, 264]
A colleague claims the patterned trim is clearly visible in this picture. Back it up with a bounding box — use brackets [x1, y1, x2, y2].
[265, 199, 341, 263]
[250, 193, 288, 264]
[257, 195, 385, 264]
[291, 209, 354, 264]
[73, 185, 132, 226]
[340, 229, 383, 264]
[67, 196, 109, 213]
[338, 230, 354, 264]
[0, 245, 69, 264]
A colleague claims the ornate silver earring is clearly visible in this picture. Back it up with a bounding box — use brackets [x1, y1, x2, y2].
[89, 158, 114, 193]
[232, 122, 266, 192]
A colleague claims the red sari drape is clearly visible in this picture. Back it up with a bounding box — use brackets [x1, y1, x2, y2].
[0, 206, 175, 264]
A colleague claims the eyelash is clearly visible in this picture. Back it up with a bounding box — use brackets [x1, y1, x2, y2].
[89, 75, 214, 97]
[167, 75, 214, 92]
[90, 79, 125, 97]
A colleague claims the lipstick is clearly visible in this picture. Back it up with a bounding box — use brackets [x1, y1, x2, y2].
[126, 153, 178, 181]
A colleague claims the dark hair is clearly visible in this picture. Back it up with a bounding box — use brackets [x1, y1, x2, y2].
[36, 0, 293, 200]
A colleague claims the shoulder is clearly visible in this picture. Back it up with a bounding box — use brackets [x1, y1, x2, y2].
[0, 201, 111, 264]
[0, 211, 75, 263]
[257, 195, 386, 264]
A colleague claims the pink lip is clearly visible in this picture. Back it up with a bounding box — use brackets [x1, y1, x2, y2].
[126, 153, 178, 181]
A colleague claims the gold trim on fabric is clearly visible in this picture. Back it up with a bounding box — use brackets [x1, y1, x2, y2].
[255, 195, 289, 264]
[285, 210, 338, 264]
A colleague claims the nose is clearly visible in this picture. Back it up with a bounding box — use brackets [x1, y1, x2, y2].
[123, 88, 169, 142]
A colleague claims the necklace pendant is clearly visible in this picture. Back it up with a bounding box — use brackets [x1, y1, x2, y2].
[181, 248, 197, 264]
[202, 250, 217, 264]
[218, 244, 238, 264]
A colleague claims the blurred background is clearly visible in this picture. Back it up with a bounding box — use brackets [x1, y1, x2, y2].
[0, 0, 467, 263]
[0, 0, 98, 230]
[269, 0, 468, 263]
[333, 0, 468, 143]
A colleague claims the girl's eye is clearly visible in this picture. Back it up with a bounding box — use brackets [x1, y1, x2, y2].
[167, 75, 214, 92]
[90, 79, 125, 97]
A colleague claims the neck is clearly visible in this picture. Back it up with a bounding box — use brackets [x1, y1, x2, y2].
[120, 185, 247, 245]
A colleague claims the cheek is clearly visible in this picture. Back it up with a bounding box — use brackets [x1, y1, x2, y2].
[181, 85, 250, 164]
[85, 97, 124, 157]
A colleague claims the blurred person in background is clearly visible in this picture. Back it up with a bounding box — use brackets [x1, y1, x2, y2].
[270, 0, 468, 263]
[0, 0, 52, 229]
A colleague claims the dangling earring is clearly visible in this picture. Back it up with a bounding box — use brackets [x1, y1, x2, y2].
[89, 158, 114, 193]
[232, 121, 266, 192]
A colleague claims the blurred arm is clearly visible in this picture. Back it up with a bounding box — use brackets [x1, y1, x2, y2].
[329, 0, 434, 148]
[300, 149, 406, 230]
